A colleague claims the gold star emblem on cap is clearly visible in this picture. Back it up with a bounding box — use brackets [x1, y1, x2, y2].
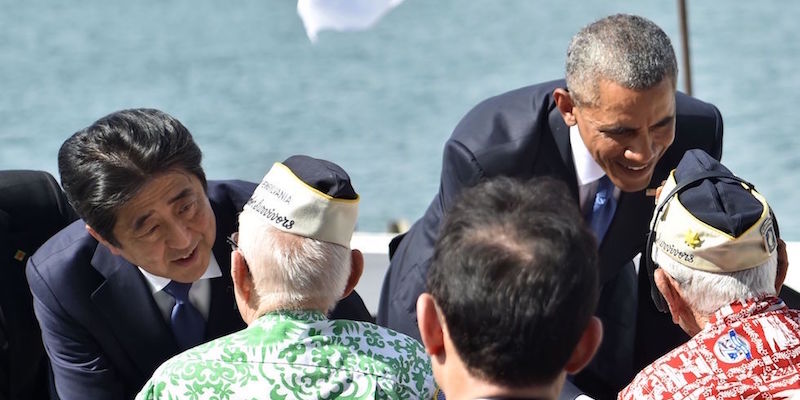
[684, 230, 702, 249]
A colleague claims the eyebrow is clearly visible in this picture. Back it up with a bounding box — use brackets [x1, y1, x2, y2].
[650, 114, 675, 128]
[131, 188, 194, 232]
[597, 114, 675, 134]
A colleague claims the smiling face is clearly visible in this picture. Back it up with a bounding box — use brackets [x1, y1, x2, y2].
[88, 169, 216, 283]
[569, 78, 676, 192]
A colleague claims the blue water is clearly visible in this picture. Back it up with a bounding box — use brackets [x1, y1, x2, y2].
[2, 1, 799, 238]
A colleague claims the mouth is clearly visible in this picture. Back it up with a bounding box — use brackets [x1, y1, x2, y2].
[625, 164, 648, 171]
[172, 246, 198, 266]
[612, 161, 655, 190]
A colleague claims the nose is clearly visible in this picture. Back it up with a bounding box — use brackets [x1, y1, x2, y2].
[624, 131, 656, 165]
[165, 219, 193, 249]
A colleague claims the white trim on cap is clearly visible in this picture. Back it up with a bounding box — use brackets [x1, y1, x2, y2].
[651, 170, 776, 273]
[244, 162, 359, 247]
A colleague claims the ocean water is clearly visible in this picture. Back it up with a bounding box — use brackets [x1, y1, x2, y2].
[2, 1, 799, 238]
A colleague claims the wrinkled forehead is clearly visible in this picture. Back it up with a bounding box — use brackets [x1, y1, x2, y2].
[574, 75, 676, 108]
[578, 79, 676, 126]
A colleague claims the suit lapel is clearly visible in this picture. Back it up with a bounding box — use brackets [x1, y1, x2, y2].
[598, 190, 652, 284]
[597, 155, 674, 284]
[89, 245, 178, 375]
[206, 254, 243, 339]
[546, 104, 580, 201]
[206, 192, 247, 340]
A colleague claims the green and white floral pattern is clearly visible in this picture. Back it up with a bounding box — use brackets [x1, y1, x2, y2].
[137, 310, 436, 400]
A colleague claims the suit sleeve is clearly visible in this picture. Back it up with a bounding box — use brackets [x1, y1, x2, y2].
[26, 259, 124, 400]
[435, 84, 550, 215]
[438, 138, 486, 213]
[226, 180, 257, 211]
[377, 94, 523, 336]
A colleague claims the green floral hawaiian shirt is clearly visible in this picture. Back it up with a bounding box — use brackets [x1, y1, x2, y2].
[137, 310, 437, 400]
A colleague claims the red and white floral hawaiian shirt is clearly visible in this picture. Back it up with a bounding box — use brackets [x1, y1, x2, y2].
[620, 296, 800, 399]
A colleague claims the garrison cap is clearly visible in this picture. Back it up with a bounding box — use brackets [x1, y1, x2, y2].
[650, 149, 777, 273]
[244, 155, 359, 247]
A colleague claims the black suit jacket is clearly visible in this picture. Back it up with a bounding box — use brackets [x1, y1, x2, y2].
[0, 170, 78, 400]
[27, 180, 371, 399]
[377, 79, 723, 396]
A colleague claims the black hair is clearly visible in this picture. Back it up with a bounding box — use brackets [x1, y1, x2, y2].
[58, 108, 206, 246]
[427, 176, 599, 386]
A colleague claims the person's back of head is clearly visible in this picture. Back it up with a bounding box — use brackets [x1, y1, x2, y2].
[417, 176, 602, 399]
[140, 156, 438, 400]
[566, 13, 678, 106]
[233, 155, 362, 321]
[58, 108, 205, 246]
[646, 149, 784, 335]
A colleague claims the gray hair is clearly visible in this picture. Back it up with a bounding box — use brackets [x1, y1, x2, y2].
[565, 14, 678, 106]
[237, 208, 351, 312]
[654, 249, 777, 316]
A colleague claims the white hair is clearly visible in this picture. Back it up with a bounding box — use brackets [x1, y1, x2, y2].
[237, 208, 351, 312]
[654, 248, 777, 316]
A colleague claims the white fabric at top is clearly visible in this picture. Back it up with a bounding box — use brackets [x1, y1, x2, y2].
[297, 0, 405, 43]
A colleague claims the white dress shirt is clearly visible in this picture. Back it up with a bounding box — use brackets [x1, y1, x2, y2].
[571, 125, 640, 275]
[138, 255, 222, 323]
[569, 124, 620, 217]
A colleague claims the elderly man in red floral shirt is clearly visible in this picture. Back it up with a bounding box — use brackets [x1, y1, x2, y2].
[620, 149, 796, 399]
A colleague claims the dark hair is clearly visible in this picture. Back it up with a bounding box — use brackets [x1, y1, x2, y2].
[427, 176, 599, 386]
[58, 108, 206, 246]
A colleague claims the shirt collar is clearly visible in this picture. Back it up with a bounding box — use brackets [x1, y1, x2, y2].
[138, 253, 223, 294]
[709, 295, 786, 326]
[255, 310, 327, 326]
[570, 124, 606, 187]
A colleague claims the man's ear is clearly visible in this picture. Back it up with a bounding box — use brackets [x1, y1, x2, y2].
[231, 251, 253, 305]
[654, 268, 685, 324]
[416, 293, 445, 357]
[553, 88, 577, 126]
[85, 224, 122, 256]
[564, 316, 602, 374]
[776, 238, 788, 293]
[340, 249, 364, 300]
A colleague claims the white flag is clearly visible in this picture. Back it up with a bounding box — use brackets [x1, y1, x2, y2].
[297, 0, 405, 43]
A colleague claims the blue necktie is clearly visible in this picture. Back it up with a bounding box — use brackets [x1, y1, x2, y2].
[162, 281, 206, 350]
[586, 175, 618, 244]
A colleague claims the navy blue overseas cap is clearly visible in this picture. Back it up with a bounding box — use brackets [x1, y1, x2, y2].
[673, 151, 762, 237]
[282, 155, 358, 200]
[649, 149, 777, 273]
[243, 155, 359, 247]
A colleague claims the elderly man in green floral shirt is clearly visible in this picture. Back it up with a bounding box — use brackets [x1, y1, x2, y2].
[138, 155, 437, 400]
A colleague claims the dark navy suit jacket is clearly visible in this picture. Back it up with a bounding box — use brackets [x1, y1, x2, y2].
[376, 80, 723, 397]
[27, 180, 371, 399]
